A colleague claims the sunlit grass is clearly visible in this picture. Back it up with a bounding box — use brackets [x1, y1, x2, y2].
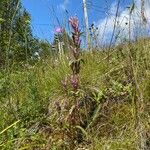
[0, 39, 150, 149]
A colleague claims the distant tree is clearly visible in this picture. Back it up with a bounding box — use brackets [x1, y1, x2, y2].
[12, 9, 34, 61]
[0, 0, 46, 66]
[0, 0, 22, 64]
[38, 40, 52, 59]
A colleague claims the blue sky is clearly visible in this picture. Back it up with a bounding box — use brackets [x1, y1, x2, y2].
[21, 0, 119, 41]
[22, 0, 150, 44]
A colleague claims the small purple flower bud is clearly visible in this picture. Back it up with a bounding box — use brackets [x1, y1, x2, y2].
[55, 27, 63, 34]
[70, 75, 79, 90]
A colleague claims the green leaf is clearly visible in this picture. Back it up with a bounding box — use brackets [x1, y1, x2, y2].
[25, 19, 30, 24]
[0, 18, 5, 23]
[0, 120, 20, 135]
[79, 32, 84, 36]
[86, 103, 102, 129]
[76, 125, 88, 138]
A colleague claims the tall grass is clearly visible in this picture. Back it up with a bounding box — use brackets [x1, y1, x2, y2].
[0, 0, 150, 149]
[0, 39, 150, 149]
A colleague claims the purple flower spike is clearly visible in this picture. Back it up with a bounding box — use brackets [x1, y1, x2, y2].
[69, 17, 79, 33]
[69, 17, 81, 47]
[69, 16, 82, 91]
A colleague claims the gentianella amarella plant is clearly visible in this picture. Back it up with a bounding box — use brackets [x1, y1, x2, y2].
[55, 17, 85, 147]
[69, 16, 83, 91]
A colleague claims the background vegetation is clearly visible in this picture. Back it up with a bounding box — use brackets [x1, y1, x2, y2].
[0, 0, 149, 150]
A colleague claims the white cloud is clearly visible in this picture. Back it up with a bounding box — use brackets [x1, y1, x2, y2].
[96, 0, 150, 46]
[58, 0, 69, 11]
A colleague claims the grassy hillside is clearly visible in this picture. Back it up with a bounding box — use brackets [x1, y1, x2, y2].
[0, 38, 150, 150]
